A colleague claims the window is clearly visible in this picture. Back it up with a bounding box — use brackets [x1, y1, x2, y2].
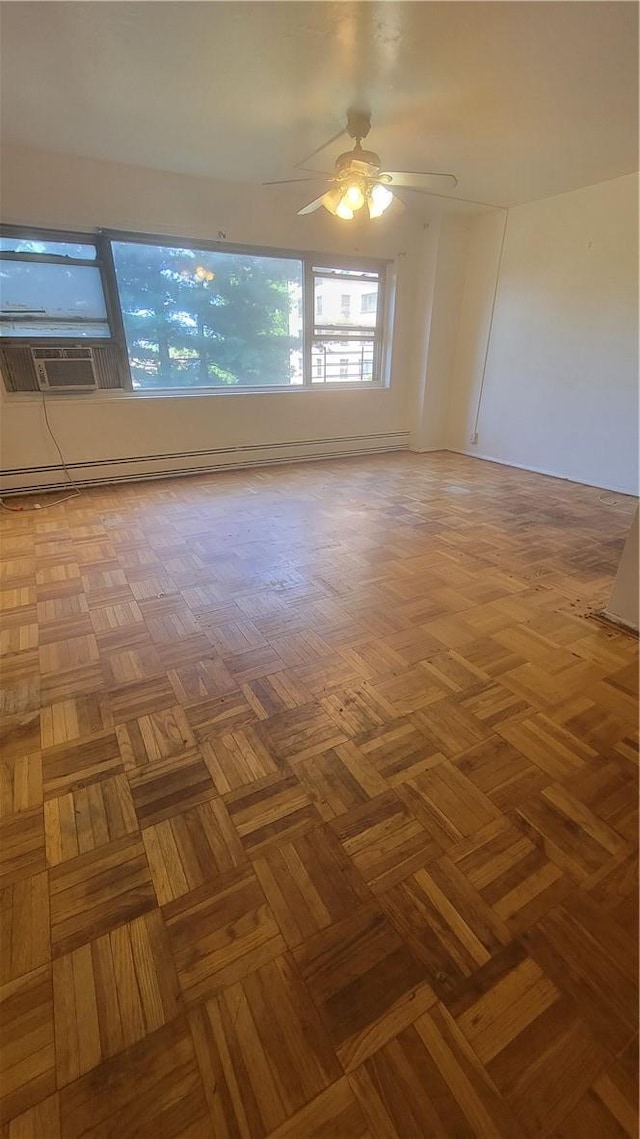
[0, 232, 112, 340]
[311, 265, 382, 384]
[0, 225, 388, 390]
[111, 240, 303, 390]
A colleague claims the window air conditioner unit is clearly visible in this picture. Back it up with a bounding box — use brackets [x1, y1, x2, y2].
[31, 347, 98, 392]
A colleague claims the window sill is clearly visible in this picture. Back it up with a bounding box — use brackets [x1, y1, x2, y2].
[130, 383, 389, 397]
[3, 382, 390, 403]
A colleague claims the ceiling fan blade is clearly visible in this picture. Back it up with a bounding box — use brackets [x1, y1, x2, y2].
[295, 127, 347, 171]
[262, 177, 328, 186]
[396, 186, 506, 211]
[381, 171, 459, 190]
[297, 194, 329, 216]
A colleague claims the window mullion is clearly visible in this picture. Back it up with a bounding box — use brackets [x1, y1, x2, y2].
[303, 258, 314, 386]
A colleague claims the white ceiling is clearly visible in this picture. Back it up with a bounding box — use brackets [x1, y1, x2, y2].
[1, 2, 637, 208]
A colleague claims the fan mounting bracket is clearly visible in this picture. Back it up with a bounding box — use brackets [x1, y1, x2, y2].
[346, 107, 372, 142]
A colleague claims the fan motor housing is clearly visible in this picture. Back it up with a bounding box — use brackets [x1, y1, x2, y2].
[335, 148, 381, 177]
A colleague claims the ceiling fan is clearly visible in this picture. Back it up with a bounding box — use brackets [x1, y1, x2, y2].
[263, 108, 458, 221]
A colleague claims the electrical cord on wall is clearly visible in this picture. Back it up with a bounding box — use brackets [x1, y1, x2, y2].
[471, 207, 509, 443]
[0, 392, 81, 512]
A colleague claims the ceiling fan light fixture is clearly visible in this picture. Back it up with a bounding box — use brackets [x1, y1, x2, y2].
[321, 187, 343, 216]
[368, 182, 394, 219]
[343, 180, 366, 211]
[335, 195, 355, 220]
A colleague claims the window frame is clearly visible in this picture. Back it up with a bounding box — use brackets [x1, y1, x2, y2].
[106, 230, 390, 392]
[307, 261, 386, 388]
[0, 224, 392, 393]
[0, 224, 124, 348]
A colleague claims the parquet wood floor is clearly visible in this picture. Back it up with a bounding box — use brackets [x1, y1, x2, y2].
[0, 451, 637, 1138]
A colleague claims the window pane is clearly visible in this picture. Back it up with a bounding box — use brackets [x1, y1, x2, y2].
[313, 274, 378, 328]
[0, 238, 96, 259]
[312, 339, 374, 383]
[111, 241, 303, 390]
[0, 262, 110, 338]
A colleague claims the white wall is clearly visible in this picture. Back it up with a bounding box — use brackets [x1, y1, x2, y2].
[447, 173, 639, 494]
[0, 145, 430, 491]
[413, 214, 471, 451]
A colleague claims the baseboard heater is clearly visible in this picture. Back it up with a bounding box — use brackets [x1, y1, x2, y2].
[1, 432, 410, 494]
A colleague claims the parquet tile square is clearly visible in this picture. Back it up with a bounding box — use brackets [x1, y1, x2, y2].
[164, 865, 285, 1004]
[486, 995, 607, 1136]
[373, 665, 445, 715]
[53, 910, 180, 1085]
[224, 770, 321, 855]
[356, 716, 445, 785]
[263, 1078, 370, 1139]
[42, 731, 123, 799]
[128, 750, 217, 828]
[332, 788, 441, 893]
[103, 643, 165, 687]
[0, 964, 55, 1125]
[515, 782, 630, 884]
[106, 673, 177, 723]
[253, 825, 370, 948]
[40, 663, 105, 706]
[453, 734, 548, 811]
[381, 856, 510, 1002]
[0, 454, 637, 1138]
[40, 693, 113, 750]
[561, 755, 638, 844]
[88, 599, 144, 636]
[49, 833, 156, 957]
[349, 1002, 526, 1138]
[295, 741, 387, 821]
[0, 751, 42, 818]
[452, 948, 561, 1064]
[0, 712, 41, 764]
[58, 1016, 210, 1139]
[185, 690, 257, 740]
[38, 635, 99, 676]
[498, 710, 597, 779]
[398, 760, 502, 848]
[201, 726, 283, 793]
[413, 695, 493, 756]
[294, 905, 435, 1070]
[523, 892, 638, 1055]
[167, 657, 237, 704]
[0, 654, 40, 716]
[256, 700, 348, 763]
[238, 673, 302, 721]
[189, 955, 341, 1136]
[115, 705, 196, 770]
[225, 644, 287, 684]
[449, 816, 571, 934]
[143, 798, 247, 904]
[44, 773, 138, 866]
[321, 682, 397, 737]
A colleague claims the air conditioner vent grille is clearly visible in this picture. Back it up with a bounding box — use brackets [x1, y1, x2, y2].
[31, 349, 98, 392]
[1, 344, 126, 392]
